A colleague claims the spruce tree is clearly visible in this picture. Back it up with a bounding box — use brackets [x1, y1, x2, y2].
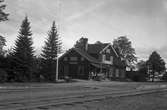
[12, 16, 34, 82]
[41, 21, 62, 81]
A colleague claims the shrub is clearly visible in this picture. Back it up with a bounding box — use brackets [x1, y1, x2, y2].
[162, 72, 167, 81]
[0, 69, 8, 83]
[126, 71, 147, 82]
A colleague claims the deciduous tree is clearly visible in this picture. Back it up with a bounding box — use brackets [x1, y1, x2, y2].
[0, 0, 9, 22]
[0, 35, 6, 56]
[113, 36, 137, 67]
[147, 51, 166, 82]
[74, 37, 88, 51]
[0, 0, 8, 56]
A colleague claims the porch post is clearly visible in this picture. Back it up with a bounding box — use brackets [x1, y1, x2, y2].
[100, 63, 102, 73]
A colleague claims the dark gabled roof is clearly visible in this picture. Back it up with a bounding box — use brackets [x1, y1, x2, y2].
[74, 48, 100, 64]
[91, 63, 111, 69]
[59, 48, 100, 64]
[87, 43, 109, 54]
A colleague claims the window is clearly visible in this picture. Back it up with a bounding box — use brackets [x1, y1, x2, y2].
[110, 56, 113, 64]
[106, 54, 110, 61]
[70, 57, 77, 61]
[115, 69, 119, 77]
[81, 57, 84, 61]
[102, 55, 106, 61]
[106, 49, 110, 53]
[78, 65, 84, 75]
[64, 57, 68, 61]
[109, 68, 113, 77]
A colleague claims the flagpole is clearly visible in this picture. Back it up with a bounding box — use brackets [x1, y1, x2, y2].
[55, 0, 61, 82]
[56, 55, 59, 81]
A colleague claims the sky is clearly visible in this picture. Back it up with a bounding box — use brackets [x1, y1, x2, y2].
[0, 0, 167, 64]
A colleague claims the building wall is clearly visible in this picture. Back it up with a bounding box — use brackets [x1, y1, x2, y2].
[59, 47, 126, 80]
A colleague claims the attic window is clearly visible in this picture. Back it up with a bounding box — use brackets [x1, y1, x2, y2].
[70, 57, 77, 61]
[106, 49, 110, 53]
[64, 57, 68, 61]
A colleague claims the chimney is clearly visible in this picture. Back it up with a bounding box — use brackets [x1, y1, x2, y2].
[82, 37, 88, 51]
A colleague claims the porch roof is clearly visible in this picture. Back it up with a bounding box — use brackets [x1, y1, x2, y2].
[91, 63, 110, 69]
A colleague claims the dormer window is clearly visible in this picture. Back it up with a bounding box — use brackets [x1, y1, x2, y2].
[106, 49, 110, 53]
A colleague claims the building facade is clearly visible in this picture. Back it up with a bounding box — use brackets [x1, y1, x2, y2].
[59, 39, 126, 80]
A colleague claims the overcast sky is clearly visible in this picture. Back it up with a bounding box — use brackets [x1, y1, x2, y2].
[1, 0, 167, 63]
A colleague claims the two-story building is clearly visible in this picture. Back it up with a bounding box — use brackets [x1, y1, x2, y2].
[58, 39, 126, 80]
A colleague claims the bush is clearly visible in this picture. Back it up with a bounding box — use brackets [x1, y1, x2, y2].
[162, 72, 167, 81]
[64, 76, 72, 82]
[0, 69, 8, 83]
[126, 71, 147, 82]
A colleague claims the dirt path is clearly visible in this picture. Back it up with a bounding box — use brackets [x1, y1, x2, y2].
[0, 81, 167, 110]
[46, 91, 167, 110]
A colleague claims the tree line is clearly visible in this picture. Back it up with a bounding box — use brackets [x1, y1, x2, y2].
[0, 17, 62, 82]
[112, 37, 166, 82]
[0, 1, 62, 82]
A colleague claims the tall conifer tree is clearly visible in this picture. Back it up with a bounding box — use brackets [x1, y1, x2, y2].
[13, 16, 34, 82]
[41, 21, 62, 81]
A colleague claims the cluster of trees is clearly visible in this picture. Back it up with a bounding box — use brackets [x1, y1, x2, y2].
[113, 37, 166, 82]
[135, 51, 166, 82]
[0, 1, 62, 82]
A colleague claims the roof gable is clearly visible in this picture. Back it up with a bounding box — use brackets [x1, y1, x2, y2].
[88, 43, 119, 57]
[74, 48, 100, 63]
[99, 43, 119, 57]
[59, 48, 100, 64]
[87, 43, 109, 54]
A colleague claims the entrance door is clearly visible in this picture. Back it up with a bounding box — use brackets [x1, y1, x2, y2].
[64, 65, 69, 76]
[69, 64, 78, 78]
